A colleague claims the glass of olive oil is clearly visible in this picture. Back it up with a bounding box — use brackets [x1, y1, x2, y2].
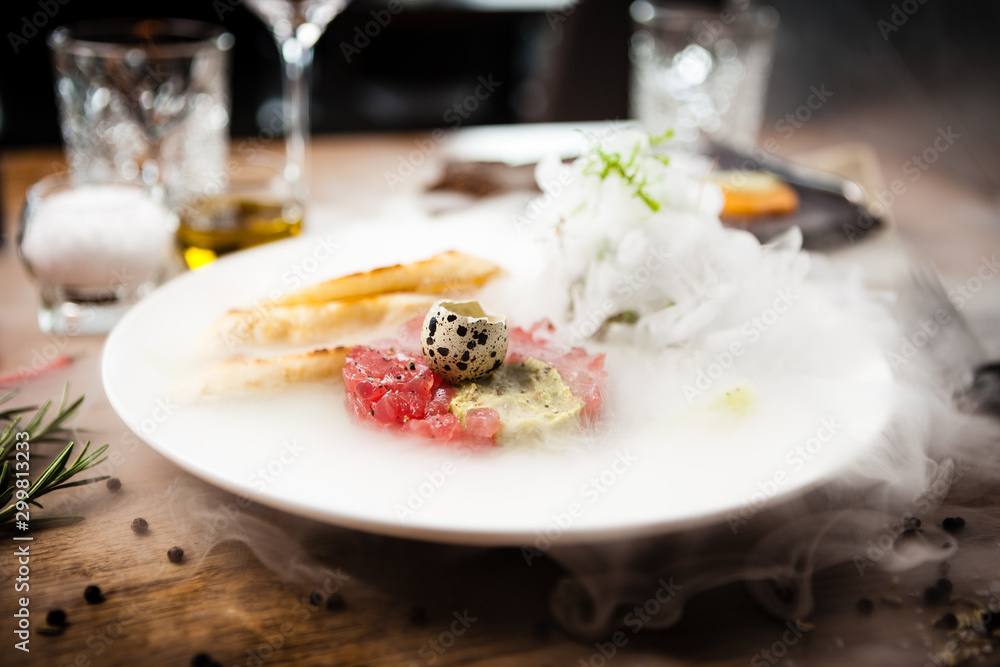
[176, 176, 304, 270]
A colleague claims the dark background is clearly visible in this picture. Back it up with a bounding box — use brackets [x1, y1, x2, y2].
[2, 0, 999, 193]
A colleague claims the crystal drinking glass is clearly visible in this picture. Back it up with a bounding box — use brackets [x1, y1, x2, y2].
[48, 19, 233, 206]
[629, 1, 779, 153]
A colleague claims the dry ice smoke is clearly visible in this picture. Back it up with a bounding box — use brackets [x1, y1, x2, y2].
[523, 131, 1000, 640]
[543, 275, 1000, 638]
[161, 477, 367, 594]
[158, 128, 1000, 652]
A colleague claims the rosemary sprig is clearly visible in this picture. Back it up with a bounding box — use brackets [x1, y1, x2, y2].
[0, 385, 83, 457]
[0, 386, 109, 532]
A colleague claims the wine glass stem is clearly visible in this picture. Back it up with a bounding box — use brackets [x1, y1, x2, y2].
[279, 35, 314, 197]
[142, 140, 166, 203]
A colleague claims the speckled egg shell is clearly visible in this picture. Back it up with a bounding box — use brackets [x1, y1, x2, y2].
[421, 300, 508, 384]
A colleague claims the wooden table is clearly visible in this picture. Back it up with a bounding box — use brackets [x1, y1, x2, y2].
[2, 129, 1000, 667]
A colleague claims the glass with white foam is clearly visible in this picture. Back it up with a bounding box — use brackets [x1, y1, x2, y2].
[629, 1, 779, 153]
[17, 174, 177, 334]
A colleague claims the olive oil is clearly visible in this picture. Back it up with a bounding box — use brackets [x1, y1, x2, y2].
[176, 194, 304, 269]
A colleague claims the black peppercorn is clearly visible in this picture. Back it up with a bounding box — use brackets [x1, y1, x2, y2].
[83, 585, 104, 604]
[937, 612, 959, 630]
[131, 518, 148, 534]
[942, 517, 965, 533]
[191, 653, 222, 667]
[936, 578, 953, 594]
[308, 590, 324, 607]
[773, 584, 796, 604]
[106, 478, 121, 492]
[326, 594, 346, 612]
[856, 598, 874, 615]
[46, 609, 67, 626]
[167, 547, 184, 564]
[924, 587, 943, 605]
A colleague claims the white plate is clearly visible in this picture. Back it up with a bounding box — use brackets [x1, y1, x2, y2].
[102, 212, 896, 546]
[442, 121, 629, 166]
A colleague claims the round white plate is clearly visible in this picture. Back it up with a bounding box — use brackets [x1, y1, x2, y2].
[102, 212, 896, 546]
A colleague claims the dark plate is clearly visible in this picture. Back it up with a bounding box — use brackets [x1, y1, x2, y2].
[712, 146, 885, 251]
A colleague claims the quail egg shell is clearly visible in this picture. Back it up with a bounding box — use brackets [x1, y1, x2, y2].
[421, 300, 508, 384]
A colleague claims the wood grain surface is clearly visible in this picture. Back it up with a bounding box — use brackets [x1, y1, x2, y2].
[1, 130, 999, 667]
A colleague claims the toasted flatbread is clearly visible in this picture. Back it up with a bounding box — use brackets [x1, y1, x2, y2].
[277, 251, 501, 306]
[213, 293, 437, 347]
[192, 251, 503, 398]
[182, 347, 349, 399]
